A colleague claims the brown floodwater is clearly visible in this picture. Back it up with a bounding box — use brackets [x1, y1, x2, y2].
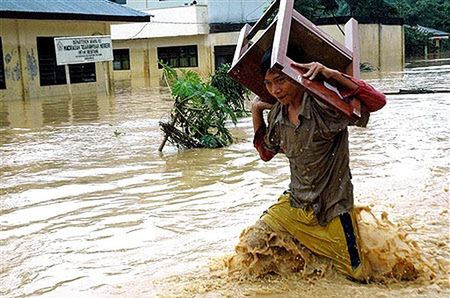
[0, 61, 449, 297]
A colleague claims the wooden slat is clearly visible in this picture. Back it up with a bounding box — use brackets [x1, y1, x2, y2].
[345, 18, 360, 78]
[231, 24, 252, 68]
[271, 0, 294, 69]
[281, 57, 353, 117]
[291, 10, 352, 59]
[344, 18, 361, 117]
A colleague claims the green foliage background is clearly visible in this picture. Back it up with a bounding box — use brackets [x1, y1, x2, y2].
[293, 0, 450, 57]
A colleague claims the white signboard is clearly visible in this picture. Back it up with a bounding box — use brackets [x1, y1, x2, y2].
[54, 35, 113, 65]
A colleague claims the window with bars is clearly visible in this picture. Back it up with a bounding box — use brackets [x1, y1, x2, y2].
[157, 45, 198, 68]
[69, 63, 96, 84]
[0, 38, 5, 89]
[37, 37, 96, 86]
[37, 37, 66, 86]
[214, 45, 236, 70]
[113, 49, 130, 70]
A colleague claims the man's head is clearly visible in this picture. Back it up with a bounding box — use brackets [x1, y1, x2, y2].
[260, 45, 304, 77]
[261, 47, 304, 106]
[263, 68, 301, 106]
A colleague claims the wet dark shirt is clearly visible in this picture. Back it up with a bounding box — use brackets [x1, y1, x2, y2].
[254, 76, 386, 225]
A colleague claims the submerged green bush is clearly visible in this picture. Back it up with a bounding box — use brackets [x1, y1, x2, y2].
[210, 63, 250, 117]
[159, 63, 238, 150]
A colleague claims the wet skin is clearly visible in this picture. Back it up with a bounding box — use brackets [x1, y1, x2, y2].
[263, 69, 303, 107]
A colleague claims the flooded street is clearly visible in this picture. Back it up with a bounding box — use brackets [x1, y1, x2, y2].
[1, 62, 449, 297]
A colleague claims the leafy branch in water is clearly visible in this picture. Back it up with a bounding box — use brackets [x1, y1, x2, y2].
[159, 62, 241, 151]
[210, 63, 250, 118]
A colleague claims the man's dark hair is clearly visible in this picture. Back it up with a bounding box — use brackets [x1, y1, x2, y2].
[260, 47, 273, 77]
[260, 44, 305, 76]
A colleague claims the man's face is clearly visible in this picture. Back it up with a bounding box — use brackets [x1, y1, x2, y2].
[264, 69, 301, 105]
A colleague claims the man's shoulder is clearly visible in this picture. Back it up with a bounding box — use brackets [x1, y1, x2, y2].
[305, 92, 331, 111]
[306, 92, 346, 120]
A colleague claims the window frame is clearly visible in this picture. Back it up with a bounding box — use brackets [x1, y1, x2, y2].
[113, 49, 130, 70]
[213, 45, 236, 70]
[68, 63, 96, 84]
[37, 36, 67, 86]
[157, 45, 198, 69]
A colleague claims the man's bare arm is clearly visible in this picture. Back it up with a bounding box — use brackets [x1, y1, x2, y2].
[251, 97, 277, 162]
[251, 97, 273, 133]
[291, 62, 386, 112]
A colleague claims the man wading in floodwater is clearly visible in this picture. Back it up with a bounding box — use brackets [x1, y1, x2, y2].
[250, 48, 386, 281]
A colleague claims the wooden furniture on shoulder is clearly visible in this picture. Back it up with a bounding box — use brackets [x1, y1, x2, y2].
[228, 0, 361, 119]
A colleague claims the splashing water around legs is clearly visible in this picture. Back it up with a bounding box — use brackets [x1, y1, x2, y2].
[226, 220, 331, 279]
[355, 207, 435, 282]
[226, 207, 436, 283]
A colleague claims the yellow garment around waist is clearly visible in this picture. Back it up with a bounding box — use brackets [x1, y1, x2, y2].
[261, 193, 371, 281]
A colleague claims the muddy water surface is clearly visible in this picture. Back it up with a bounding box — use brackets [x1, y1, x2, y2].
[0, 62, 449, 297]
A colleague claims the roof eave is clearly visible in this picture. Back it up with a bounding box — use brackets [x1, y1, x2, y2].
[0, 11, 151, 22]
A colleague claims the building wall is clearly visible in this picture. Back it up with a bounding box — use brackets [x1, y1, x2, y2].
[0, 19, 113, 101]
[0, 20, 24, 100]
[113, 39, 147, 81]
[113, 34, 212, 87]
[379, 25, 404, 72]
[319, 23, 404, 71]
[207, 32, 240, 70]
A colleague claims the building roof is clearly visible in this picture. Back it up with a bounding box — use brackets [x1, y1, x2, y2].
[0, 0, 151, 22]
[417, 25, 450, 39]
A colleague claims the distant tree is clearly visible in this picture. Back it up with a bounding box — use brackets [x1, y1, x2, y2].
[293, 0, 399, 19]
[344, 0, 359, 16]
[390, 0, 412, 18]
[391, 0, 450, 55]
[291, 0, 450, 56]
[339, 0, 398, 17]
[293, 0, 343, 19]
[293, 0, 327, 19]
[401, 0, 450, 32]
[404, 26, 436, 57]
[293, 0, 449, 30]
[320, 0, 340, 11]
